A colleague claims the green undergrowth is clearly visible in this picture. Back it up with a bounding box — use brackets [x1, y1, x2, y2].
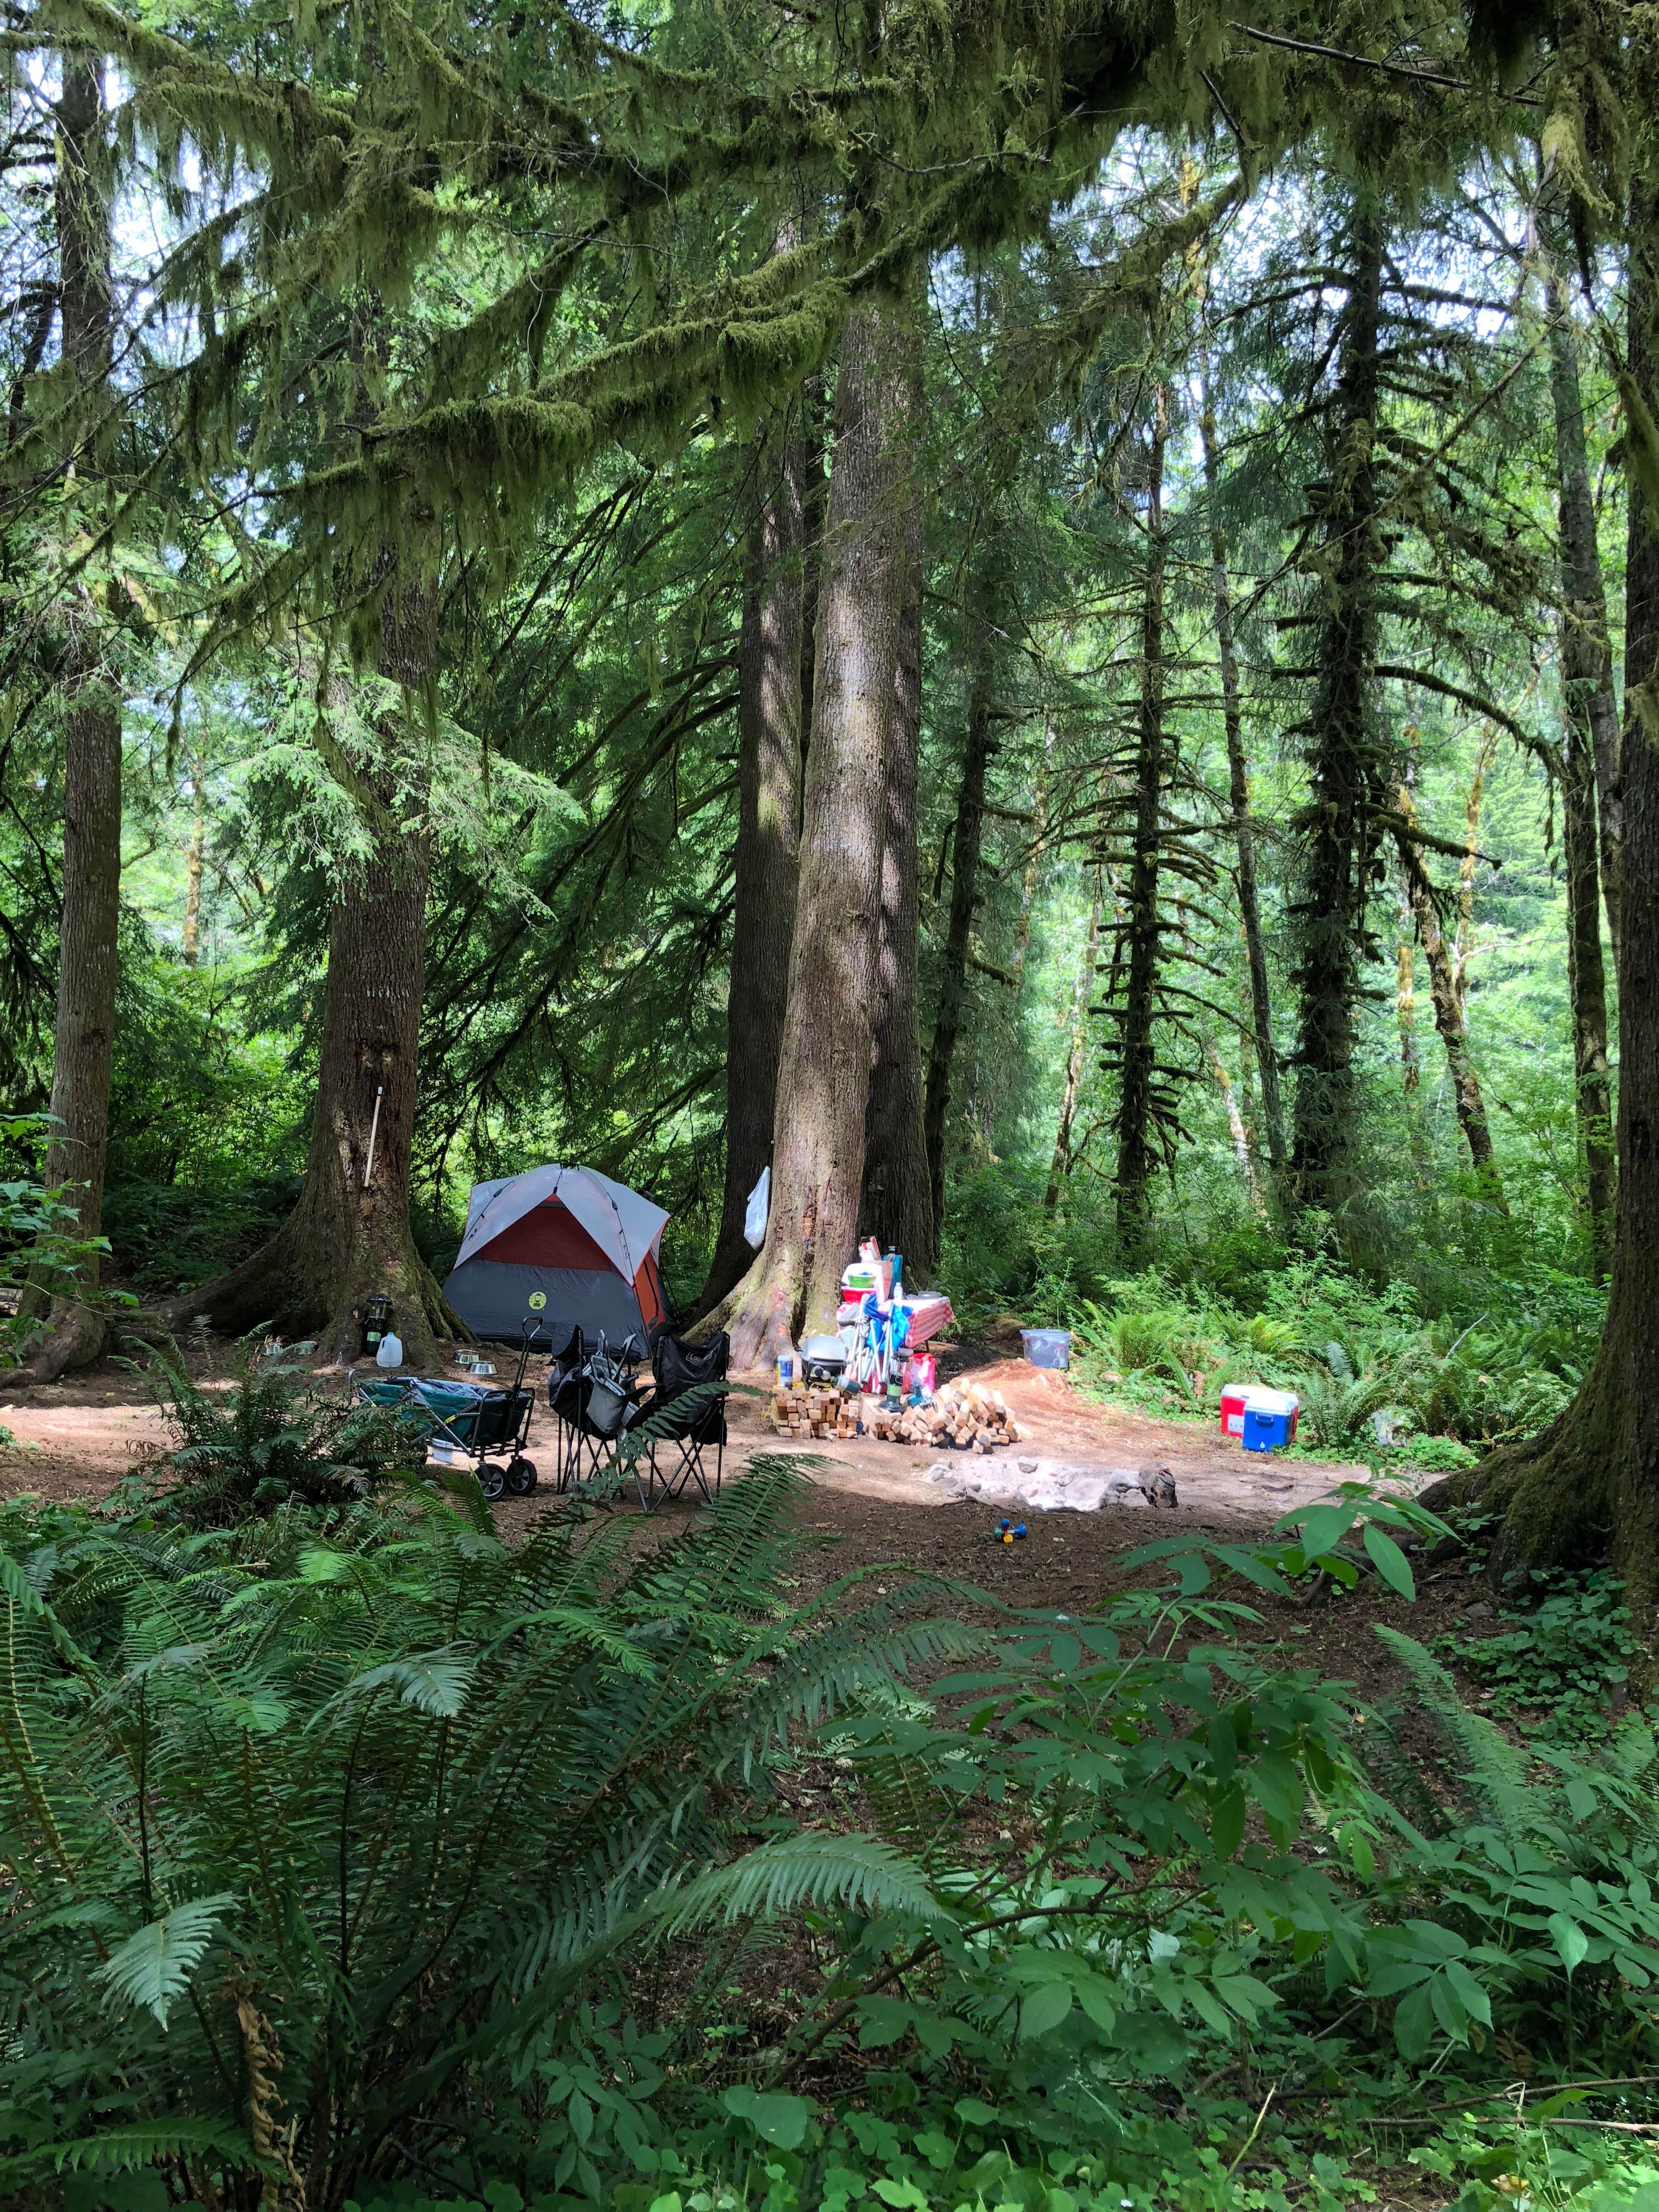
[1433, 1567, 1645, 1743]
[1056, 1261, 1598, 1459]
[4, 1465, 1659, 2212]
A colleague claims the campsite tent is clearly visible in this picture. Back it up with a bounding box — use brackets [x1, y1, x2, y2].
[443, 1165, 670, 1348]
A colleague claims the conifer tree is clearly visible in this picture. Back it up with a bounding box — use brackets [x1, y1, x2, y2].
[861, 446, 936, 1276]
[714, 296, 921, 1367]
[701, 413, 805, 1310]
[19, 58, 123, 1381]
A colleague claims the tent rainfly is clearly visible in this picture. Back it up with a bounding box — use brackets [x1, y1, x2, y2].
[442, 1165, 669, 1350]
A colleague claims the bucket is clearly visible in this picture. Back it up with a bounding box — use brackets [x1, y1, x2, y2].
[1020, 1328, 1071, 1371]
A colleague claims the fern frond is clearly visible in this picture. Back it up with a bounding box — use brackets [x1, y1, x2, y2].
[1373, 1624, 1537, 1839]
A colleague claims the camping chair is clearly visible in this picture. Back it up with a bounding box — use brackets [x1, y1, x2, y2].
[546, 1328, 642, 1491]
[633, 1330, 729, 1511]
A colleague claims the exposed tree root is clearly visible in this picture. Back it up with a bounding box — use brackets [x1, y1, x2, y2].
[10, 1297, 108, 1386]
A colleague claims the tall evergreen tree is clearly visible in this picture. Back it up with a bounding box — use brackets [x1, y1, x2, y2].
[21, 58, 123, 1381]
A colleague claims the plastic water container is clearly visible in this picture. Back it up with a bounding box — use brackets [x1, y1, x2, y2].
[1240, 1387, 1299, 1453]
[1020, 1328, 1071, 1371]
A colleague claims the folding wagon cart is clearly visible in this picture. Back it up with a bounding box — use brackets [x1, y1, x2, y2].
[352, 1328, 543, 1499]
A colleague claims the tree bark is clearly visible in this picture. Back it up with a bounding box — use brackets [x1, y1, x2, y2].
[798, 374, 828, 823]
[1429, 187, 1659, 1612]
[713, 300, 918, 1369]
[700, 415, 805, 1310]
[183, 756, 205, 965]
[1562, 717, 1616, 1276]
[166, 592, 454, 1367]
[1205, 1030, 1266, 1218]
[21, 60, 121, 1383]
[922, 652, 992, 1242]
[1199, 347, 1284, 1174]
[1393, 794, 1507, 1211]
[861, 478, 936, 1276]
[1113, 386, 1171, 1268]
[1288, 213, 1387, 1229]
[1545, 231, 1623, 969]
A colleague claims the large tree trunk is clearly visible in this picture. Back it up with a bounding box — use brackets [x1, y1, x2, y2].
[861, 487, 936, 1276]
[1429, 188, 1659, 1610]
[1287, 213, 1387, 1229]
[922, 653, 992, 1241]
[1199, 348, 1284, 1175]
[1112, 387, 1170, 1267]
[1545, 232, 1623, 969]
[1392, 794, 1506, 1211]
[700, 416, 805, 1309]
[166, 592, 454, 1367]
[713, 301, 918, 1370]
[21, 60, 121, 1384]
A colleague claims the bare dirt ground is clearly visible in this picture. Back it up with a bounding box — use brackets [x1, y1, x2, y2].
[0, 1337, 1375, 1522]
[0, 1338, 1470, 1700]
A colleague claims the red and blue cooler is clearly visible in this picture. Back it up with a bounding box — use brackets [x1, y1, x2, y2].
[1221, 1384, 1300, 1452]
[1242, 1387, 1299, 1452]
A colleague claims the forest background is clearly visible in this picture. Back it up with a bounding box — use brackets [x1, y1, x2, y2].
[15, 7, 1659, 2210]
[0, 0, 1627, 1433]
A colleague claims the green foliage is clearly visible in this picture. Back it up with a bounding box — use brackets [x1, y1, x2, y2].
[0, 1116, 122, 1370]
[1433, 1570, 1645, 1741]
[142, 1339, 423, 1523]
[1064, 1261, 1597, 1452]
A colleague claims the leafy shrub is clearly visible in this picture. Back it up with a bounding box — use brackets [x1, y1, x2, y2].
[6, 1467, 1654, 2212]
[143, 1340, 427, 1523]
[0, 1462, 980, 2207]
[0, 1111, 123, 1369]
[1407, 1432, 1481, 1472]
[1432, 1568, 1643, 1739]
[1377, 1627, 1659, 2053]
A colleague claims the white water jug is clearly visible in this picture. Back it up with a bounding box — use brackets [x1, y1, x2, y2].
[375, 1330, 403, 1368]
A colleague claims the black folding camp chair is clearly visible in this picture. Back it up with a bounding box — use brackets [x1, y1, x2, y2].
[633, 1330, 729, 1511]
[546, 1327, 642, 1491]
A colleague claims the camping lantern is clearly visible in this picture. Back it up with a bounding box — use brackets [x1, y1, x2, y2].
[363, 1294, 393, 1358]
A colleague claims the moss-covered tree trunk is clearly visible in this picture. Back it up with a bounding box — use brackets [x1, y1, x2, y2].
[1430, 191, 1659, 1609]
[21, 59, 122, 1385]
[922, 656, 992, 1242]
[861, 479, 936, 1277]
[714, 301, 917, 1370]
[1044, 874, 1105, 1211]
[1545, 233, 1623, 971]
[1199, 348, 1283, 1176]
[701, 415, 804, 1310]
[1113, 386, 1170, 1267]
[1562, 720, 1616, 1276]
[1392, 802, 1506, 1210]
[167, 592, 454, 1367]
[1544, 255, 1617, 1273]
[1287, 213, 1386, 1229]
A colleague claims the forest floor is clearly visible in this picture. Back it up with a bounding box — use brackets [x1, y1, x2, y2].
[0, 1334, 1477, 1708]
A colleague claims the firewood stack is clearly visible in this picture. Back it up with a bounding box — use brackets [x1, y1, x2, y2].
[869, 1381, 1023, 1452]
[771, 1385, 860, 1440]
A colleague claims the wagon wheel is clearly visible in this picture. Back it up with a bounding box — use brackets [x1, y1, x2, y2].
[506, 1455, 538, 1495]
[479, 1460, 508, 1501]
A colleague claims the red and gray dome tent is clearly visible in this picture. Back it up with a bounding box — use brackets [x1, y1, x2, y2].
[442, 1165, 670, 1350]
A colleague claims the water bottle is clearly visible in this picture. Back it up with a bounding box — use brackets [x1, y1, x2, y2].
[376, 1330, 403, 1369]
